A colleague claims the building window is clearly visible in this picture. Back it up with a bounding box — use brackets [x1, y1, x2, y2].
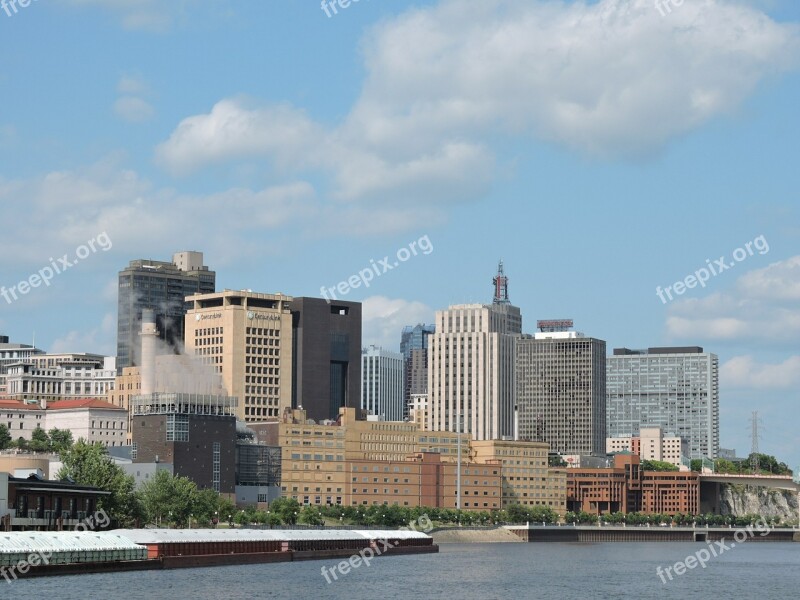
[166, 414, 189, 442]
[212, 442, 221, 493]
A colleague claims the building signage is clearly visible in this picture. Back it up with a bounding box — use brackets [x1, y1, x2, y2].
[247, 311, 280, 321]
[195, 313, 222, 321]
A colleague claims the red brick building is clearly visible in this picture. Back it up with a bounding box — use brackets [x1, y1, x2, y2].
[566, 454, 698, 516]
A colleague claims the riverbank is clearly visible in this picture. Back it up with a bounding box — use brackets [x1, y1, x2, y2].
[430, 525, 800, 544]
[430, 527, 522, 543]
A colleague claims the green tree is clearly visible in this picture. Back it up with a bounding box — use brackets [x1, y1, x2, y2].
[138, 469, 198, 527]
[270, 497, 300, 525]
[192, 488, 222, 525]
[641, 460, 679, 472]
[48, 428, 74, 454]
[57, 440, 143, 527]
[690, 459, 703, 473]
[548, 454, 568, 468]
[30, 426, 50, 452]
[299, 506, 324, 526]
[0, 424, 12, 450]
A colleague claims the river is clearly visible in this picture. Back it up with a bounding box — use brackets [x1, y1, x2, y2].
[9, 542, 799, 599]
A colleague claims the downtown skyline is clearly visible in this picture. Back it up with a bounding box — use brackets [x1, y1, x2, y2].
[0, 0, 798, 469]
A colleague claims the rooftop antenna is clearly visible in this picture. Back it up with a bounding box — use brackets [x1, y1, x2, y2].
[492, 260, 509, 304]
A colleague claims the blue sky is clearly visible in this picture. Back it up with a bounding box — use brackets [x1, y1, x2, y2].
[0, 0, 798, 467]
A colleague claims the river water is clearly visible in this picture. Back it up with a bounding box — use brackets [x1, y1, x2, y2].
[10, 542, 800, 599]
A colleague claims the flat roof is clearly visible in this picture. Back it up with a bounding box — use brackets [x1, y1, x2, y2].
[113, 528, 431, 544]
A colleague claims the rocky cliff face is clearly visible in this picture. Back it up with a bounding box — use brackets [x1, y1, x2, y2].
[719, 484, 798, 521]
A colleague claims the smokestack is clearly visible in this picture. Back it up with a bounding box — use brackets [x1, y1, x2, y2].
[140, 309, 158, 396]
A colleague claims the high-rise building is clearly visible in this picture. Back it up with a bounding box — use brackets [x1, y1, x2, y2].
[400, 324, 435, 419]
[428, 263, 522, 440]
[606, 347, 719, 460]
[400, 324, 436, 358]
[116, 251, 215, 372]
[516, 322, 607, 456]
[361, 345, 404, 421]
[290, 298, 362, 422]
[184, 290, 294, 422]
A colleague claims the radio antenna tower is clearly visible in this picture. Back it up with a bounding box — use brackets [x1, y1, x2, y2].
[493, 260, 509, 304]
[749, 411, 761, 474]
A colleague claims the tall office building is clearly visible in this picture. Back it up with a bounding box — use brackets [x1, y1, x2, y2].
[361, 345, 404, 421]
[516, 321, 607, 455]
[116, 251, 215, 372]
[290, 298, 362, 422]
[428, 263, 522, 440]
[184, 290, 294, 422]
[400, 324, 435, 419]
[606, 347, 719, 460]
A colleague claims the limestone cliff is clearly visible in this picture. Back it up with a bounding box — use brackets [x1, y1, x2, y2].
[719, 484, 799, 522]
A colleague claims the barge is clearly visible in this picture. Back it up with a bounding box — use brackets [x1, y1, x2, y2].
[0, 528, 438, 580]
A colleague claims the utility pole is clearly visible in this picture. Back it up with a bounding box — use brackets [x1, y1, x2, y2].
[456, 409, 461, 511]
[750, 411, 761, 475]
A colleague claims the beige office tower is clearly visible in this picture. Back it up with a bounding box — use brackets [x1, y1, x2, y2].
[185, 290, 293, 422]
[427, 300, 521, 441]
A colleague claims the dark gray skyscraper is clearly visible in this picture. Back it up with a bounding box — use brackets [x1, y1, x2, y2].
[116, 251, 215, 372]
[290, 297, 362, 422]
[516, 322, 606, 456]
[400, 323, 435, 418]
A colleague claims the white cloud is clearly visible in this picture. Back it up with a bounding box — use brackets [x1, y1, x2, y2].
[736, 255, 800, 301]
[117, 75, 150, 95]
[154, 0, 798, 218]
[721, 355, 800, 390]
[350, 0, 798, 158]
[156, 100, 321, 175]
[362, 296, 435, 349]
[64, 0, 185, 32]
[0, 159, 320, 268]
[114, 96, 155, 122]
[49, 313, 116, 356]
[665, 256, 800, 343]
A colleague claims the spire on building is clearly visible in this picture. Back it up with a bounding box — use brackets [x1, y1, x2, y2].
[492, 260, 509, 304]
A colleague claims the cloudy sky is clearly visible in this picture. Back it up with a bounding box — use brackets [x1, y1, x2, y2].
[0, 0, 798, 467]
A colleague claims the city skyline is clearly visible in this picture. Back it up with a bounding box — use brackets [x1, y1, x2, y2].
[0, 0, 797, 470]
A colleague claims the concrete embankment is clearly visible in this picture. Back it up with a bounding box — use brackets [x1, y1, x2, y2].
[430, 527, 523, 543]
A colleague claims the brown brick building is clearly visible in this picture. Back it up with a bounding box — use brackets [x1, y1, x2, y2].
[131, 393, 237, 495]
[277, 407, 565, 511]
[566, 454, 699, 516]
